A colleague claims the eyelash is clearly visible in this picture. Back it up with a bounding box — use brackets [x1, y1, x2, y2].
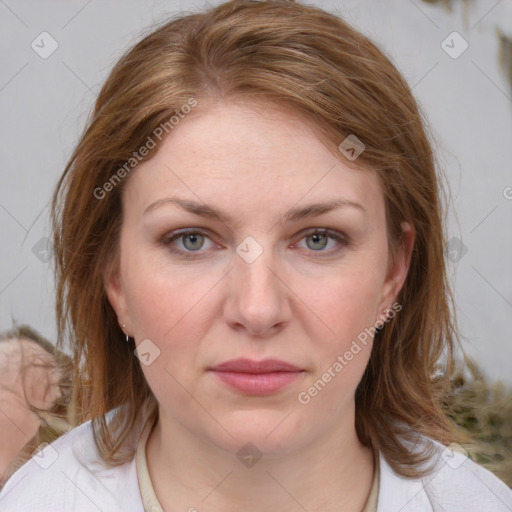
[160, 228, 349, 260]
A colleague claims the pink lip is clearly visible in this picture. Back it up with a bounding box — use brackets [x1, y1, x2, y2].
[209, 358, 304, 395]
[211, 358, 302, 373]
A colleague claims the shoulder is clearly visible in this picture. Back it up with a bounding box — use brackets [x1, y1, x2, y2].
[0, 418, 144, 512]
[378, 434, 512, 512]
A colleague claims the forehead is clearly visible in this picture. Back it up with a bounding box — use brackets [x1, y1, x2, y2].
[123, 99, 383, 221]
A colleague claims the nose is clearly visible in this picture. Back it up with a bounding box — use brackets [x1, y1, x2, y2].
[223, 242, 291, 337]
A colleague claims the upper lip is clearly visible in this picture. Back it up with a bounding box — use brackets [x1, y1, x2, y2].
[210, 358, 303, 373]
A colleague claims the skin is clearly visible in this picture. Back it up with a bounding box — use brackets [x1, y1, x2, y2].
[106, 99, 414, 512]
[0, 338, 60, 485]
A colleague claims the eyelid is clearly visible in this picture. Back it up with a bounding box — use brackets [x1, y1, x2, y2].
[161, 228, 217, 250]
[297, 227, 348, 241]
[292, 228, 349, 254]
[160, 227, 349, 259]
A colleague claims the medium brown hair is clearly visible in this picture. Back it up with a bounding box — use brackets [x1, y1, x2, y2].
[51, 0, 471, 477]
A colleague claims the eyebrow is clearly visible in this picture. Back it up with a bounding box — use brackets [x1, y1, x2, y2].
[143, 197, 365, 225]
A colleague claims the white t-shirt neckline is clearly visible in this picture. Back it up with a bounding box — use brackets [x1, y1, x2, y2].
[134, 416, 379, 512]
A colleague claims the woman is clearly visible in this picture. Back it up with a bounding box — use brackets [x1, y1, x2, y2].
[1, 0, 510, 510]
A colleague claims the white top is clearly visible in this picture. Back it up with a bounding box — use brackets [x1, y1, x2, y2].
[1, 414, 511, 511]
[133, 417, 379, 512]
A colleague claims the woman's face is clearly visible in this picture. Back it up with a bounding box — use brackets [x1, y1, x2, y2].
[106, 99, 412, 456]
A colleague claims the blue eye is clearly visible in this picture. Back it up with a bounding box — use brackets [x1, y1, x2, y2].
[161, 229, 214, 259]
[308, 233, 328, 250]
[177, 232, 206, 251]
[160, 228, 348, 260]
[296, 229, 348, 256]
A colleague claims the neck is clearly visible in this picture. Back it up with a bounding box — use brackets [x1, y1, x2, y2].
[146, 405, 375, 512]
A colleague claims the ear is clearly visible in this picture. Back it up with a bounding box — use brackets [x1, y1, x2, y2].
[377, 221, 415, 315]
[103, 261, 132, 335]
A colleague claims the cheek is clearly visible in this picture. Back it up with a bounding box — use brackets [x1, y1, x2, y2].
[293, 258, 386, 399]
[121, 258, 214, 410]
[122, 248, 221, 357]
[300, 263, 385, 344]
[294, 274, 379, 418]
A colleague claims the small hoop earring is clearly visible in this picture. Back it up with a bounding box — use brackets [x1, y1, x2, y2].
[122, 324, 130, 343]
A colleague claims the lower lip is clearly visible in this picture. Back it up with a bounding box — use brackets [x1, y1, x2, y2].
[210, 370, 303, 394]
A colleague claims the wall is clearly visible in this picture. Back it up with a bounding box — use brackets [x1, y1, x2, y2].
[0, 0, 511, 383]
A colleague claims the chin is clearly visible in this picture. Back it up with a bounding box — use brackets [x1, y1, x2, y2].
[205, 409, 306, 459]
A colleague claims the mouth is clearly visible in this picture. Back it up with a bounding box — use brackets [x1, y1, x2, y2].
[208, 358, 305, 395]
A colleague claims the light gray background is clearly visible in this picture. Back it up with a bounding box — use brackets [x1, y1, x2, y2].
[1, 0, 511, 383]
